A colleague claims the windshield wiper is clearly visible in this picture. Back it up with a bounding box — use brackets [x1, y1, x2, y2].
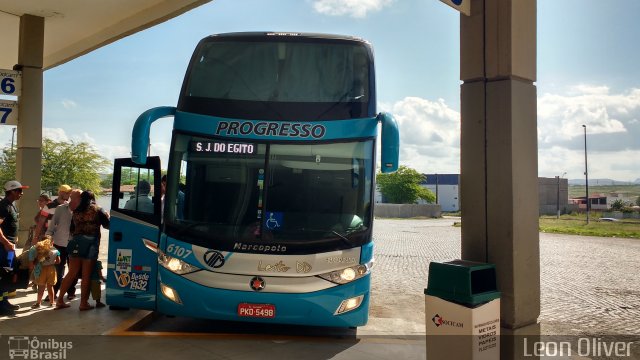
[331, 230, 354, 246]
[313, 91, 363, 121]
[283, 228, 353, 247]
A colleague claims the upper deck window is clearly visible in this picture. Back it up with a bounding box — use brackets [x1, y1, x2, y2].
[187, 41, 369, 103]
[179, 37, 375, 121]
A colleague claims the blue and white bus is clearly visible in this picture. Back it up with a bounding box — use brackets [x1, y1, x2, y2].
[106, 32, 399, 327]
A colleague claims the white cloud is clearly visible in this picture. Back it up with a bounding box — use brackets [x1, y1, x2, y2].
[567, 84, 610, 96]
[380, 96, 461, 174]
[538, 87, 639, 143]
[40, 128, 125, 169]
[61, 99, 77, 109]
[0, 126, 16, 147]
[39, 127, 171, 170]
[537, 86, 640, 180]
[43, 128, 70, 142]
[96, 144, 131, 163]
[538, 146, 640, 182]
[384, 88, 640, 181]
[311, 0, 395, 18]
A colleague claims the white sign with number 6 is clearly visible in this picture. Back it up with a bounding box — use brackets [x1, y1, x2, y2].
[0, 69, 21, 96]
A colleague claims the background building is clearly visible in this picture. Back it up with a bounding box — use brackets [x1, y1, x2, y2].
[375, 174, 582, 216]
[539, 177, 572, 215]
[420, 174, 459, 212]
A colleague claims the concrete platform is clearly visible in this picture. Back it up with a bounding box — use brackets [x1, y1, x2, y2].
[0, 285, 425, 360]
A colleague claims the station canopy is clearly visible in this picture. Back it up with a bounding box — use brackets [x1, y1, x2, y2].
[0, 0, 210, 70]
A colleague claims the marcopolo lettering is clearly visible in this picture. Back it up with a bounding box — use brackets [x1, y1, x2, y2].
[216, 121, 326, 139]
[234, 242, 287, 253]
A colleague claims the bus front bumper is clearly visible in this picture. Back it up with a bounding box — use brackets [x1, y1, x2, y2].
[157, 268, 370, 328]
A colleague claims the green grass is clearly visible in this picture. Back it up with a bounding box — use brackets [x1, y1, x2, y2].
[539, 213, 640, 239]
[442, 211, 461, 217]
[569, 184, 640, 199]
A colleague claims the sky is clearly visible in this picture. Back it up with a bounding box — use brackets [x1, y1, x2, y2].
[1, 0, 639, 182]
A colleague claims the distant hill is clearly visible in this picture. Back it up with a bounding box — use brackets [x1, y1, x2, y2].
[568, 178, 640, 186]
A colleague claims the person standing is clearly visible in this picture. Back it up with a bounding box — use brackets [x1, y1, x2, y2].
[43, 184, 71, 240]
[45, 188, 78, 301]
[31, 193, 52, 244]
[55, 190, 109, 310]
[90, 259, 106, 308]
[0, 180, 29, 315]
[49, 185, 72, 209]
[124, 180, 153, 213]
[28, 236, 60, 308]
[24, 193, 53, 291]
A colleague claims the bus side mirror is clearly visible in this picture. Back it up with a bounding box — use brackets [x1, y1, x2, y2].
[377, 112, 399, 173]
[131, 106, 176, 165]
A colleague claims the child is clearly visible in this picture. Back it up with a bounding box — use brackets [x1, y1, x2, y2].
[91, 260, 106, 308]
[28, 236, 60, 308]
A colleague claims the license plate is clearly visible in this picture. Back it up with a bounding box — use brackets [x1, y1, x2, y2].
[237, 303, 276, 318]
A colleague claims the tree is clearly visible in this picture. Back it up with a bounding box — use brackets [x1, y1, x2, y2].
[610, 199, 625, 211]
[0, 146, 16, 187]
[376, 165, 436, 204]
[636, 196, 640, 207]
[101, 169, 168, 189]
[0, 139, 111, 194]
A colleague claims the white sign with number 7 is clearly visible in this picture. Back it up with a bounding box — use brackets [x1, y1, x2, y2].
[0, 100, 18, 125]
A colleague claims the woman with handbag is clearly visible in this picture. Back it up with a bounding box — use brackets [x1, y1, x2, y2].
[55, 190, 109, 311]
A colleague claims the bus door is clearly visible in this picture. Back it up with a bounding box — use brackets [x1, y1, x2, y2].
[106, 157, 162, 310]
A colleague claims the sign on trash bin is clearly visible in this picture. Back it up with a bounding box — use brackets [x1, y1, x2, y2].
[425, 260, 501, 360]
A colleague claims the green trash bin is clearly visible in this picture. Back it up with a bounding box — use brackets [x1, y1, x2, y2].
[425, 260, 501, 360]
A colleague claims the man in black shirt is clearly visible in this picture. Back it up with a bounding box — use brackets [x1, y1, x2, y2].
[0, 180, 28, 315]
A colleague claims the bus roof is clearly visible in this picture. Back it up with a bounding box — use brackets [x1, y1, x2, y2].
[202, 32, 370, 45]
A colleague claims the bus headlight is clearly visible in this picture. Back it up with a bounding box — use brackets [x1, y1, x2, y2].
[335, 295, 364, 315]
[317, 262, 372, 284]
[160, 283, 182, 304]
[158, 251, 200, 275]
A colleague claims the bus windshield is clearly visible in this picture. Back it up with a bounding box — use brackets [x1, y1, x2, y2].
[164, 133, 374, 252]
[178, 37, 374, 121]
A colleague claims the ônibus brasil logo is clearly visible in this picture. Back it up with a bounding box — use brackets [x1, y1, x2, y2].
[7, 336, 73, 359]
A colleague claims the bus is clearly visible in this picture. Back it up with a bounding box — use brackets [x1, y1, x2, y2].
[106, 32, 399, 328]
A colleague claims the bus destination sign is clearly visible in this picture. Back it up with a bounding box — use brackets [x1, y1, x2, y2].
[191, 141, 257, 155]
